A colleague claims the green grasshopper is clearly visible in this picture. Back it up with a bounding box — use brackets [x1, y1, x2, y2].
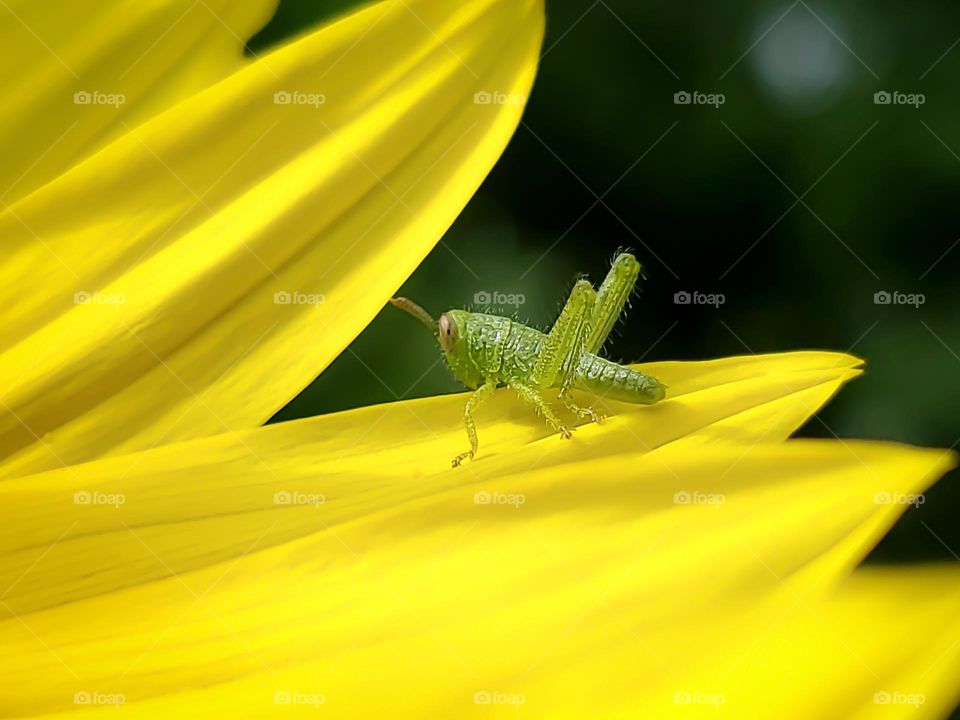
[390, 252, 666, 466]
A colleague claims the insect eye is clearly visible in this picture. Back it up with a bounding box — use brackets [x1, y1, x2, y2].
[438, 313, 458, 351]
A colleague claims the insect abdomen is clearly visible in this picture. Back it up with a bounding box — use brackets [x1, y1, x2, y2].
[462, 313, 665, 403]
[574, 354, 665, 404]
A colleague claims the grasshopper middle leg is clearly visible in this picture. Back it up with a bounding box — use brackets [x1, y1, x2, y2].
[510, 382, 572, 439]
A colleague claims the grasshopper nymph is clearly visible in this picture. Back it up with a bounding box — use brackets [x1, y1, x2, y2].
[390, 252, 666, 467]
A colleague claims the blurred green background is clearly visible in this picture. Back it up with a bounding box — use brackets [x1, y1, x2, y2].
[253, 1, 960, 567]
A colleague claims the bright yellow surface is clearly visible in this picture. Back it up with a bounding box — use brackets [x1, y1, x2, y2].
[1, 2, 958, 718]
[0, 0, 278, 200]
[0, 0, 544, 478]
[1, 352, 958, 717]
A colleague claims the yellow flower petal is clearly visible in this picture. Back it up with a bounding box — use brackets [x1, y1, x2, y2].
[0, 0, 277, 202]
[517, 567, 960, 718]
[639, 350, 863, 444]
[0, 0, 545, 478]
[0, 350, 863, 614]
[4, 5, 951, 718]
[2, 351, 953, 717]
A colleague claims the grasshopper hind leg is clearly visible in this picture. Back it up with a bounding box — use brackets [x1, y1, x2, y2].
[510, 382, 573, 440]
[586, 252, 641, 355]
[531, 278, 605, 428]
[559, 388, 606, 425]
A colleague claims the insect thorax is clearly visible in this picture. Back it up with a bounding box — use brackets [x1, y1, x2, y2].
[459, 313, 544, 385]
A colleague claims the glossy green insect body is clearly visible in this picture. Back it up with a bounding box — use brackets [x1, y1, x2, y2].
[391, 253, 665, 466]
[442, 311, 663, 402]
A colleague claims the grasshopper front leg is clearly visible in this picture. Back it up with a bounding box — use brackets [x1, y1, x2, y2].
[452, 379, 497, 467]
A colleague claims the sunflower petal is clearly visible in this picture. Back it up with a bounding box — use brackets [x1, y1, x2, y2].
[0, 0, 278, 202]
[0, 0, 545, 477]
[518, 567, 960, 718]
[0, 350, 866, 614]
[1, 385, 954, 715]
